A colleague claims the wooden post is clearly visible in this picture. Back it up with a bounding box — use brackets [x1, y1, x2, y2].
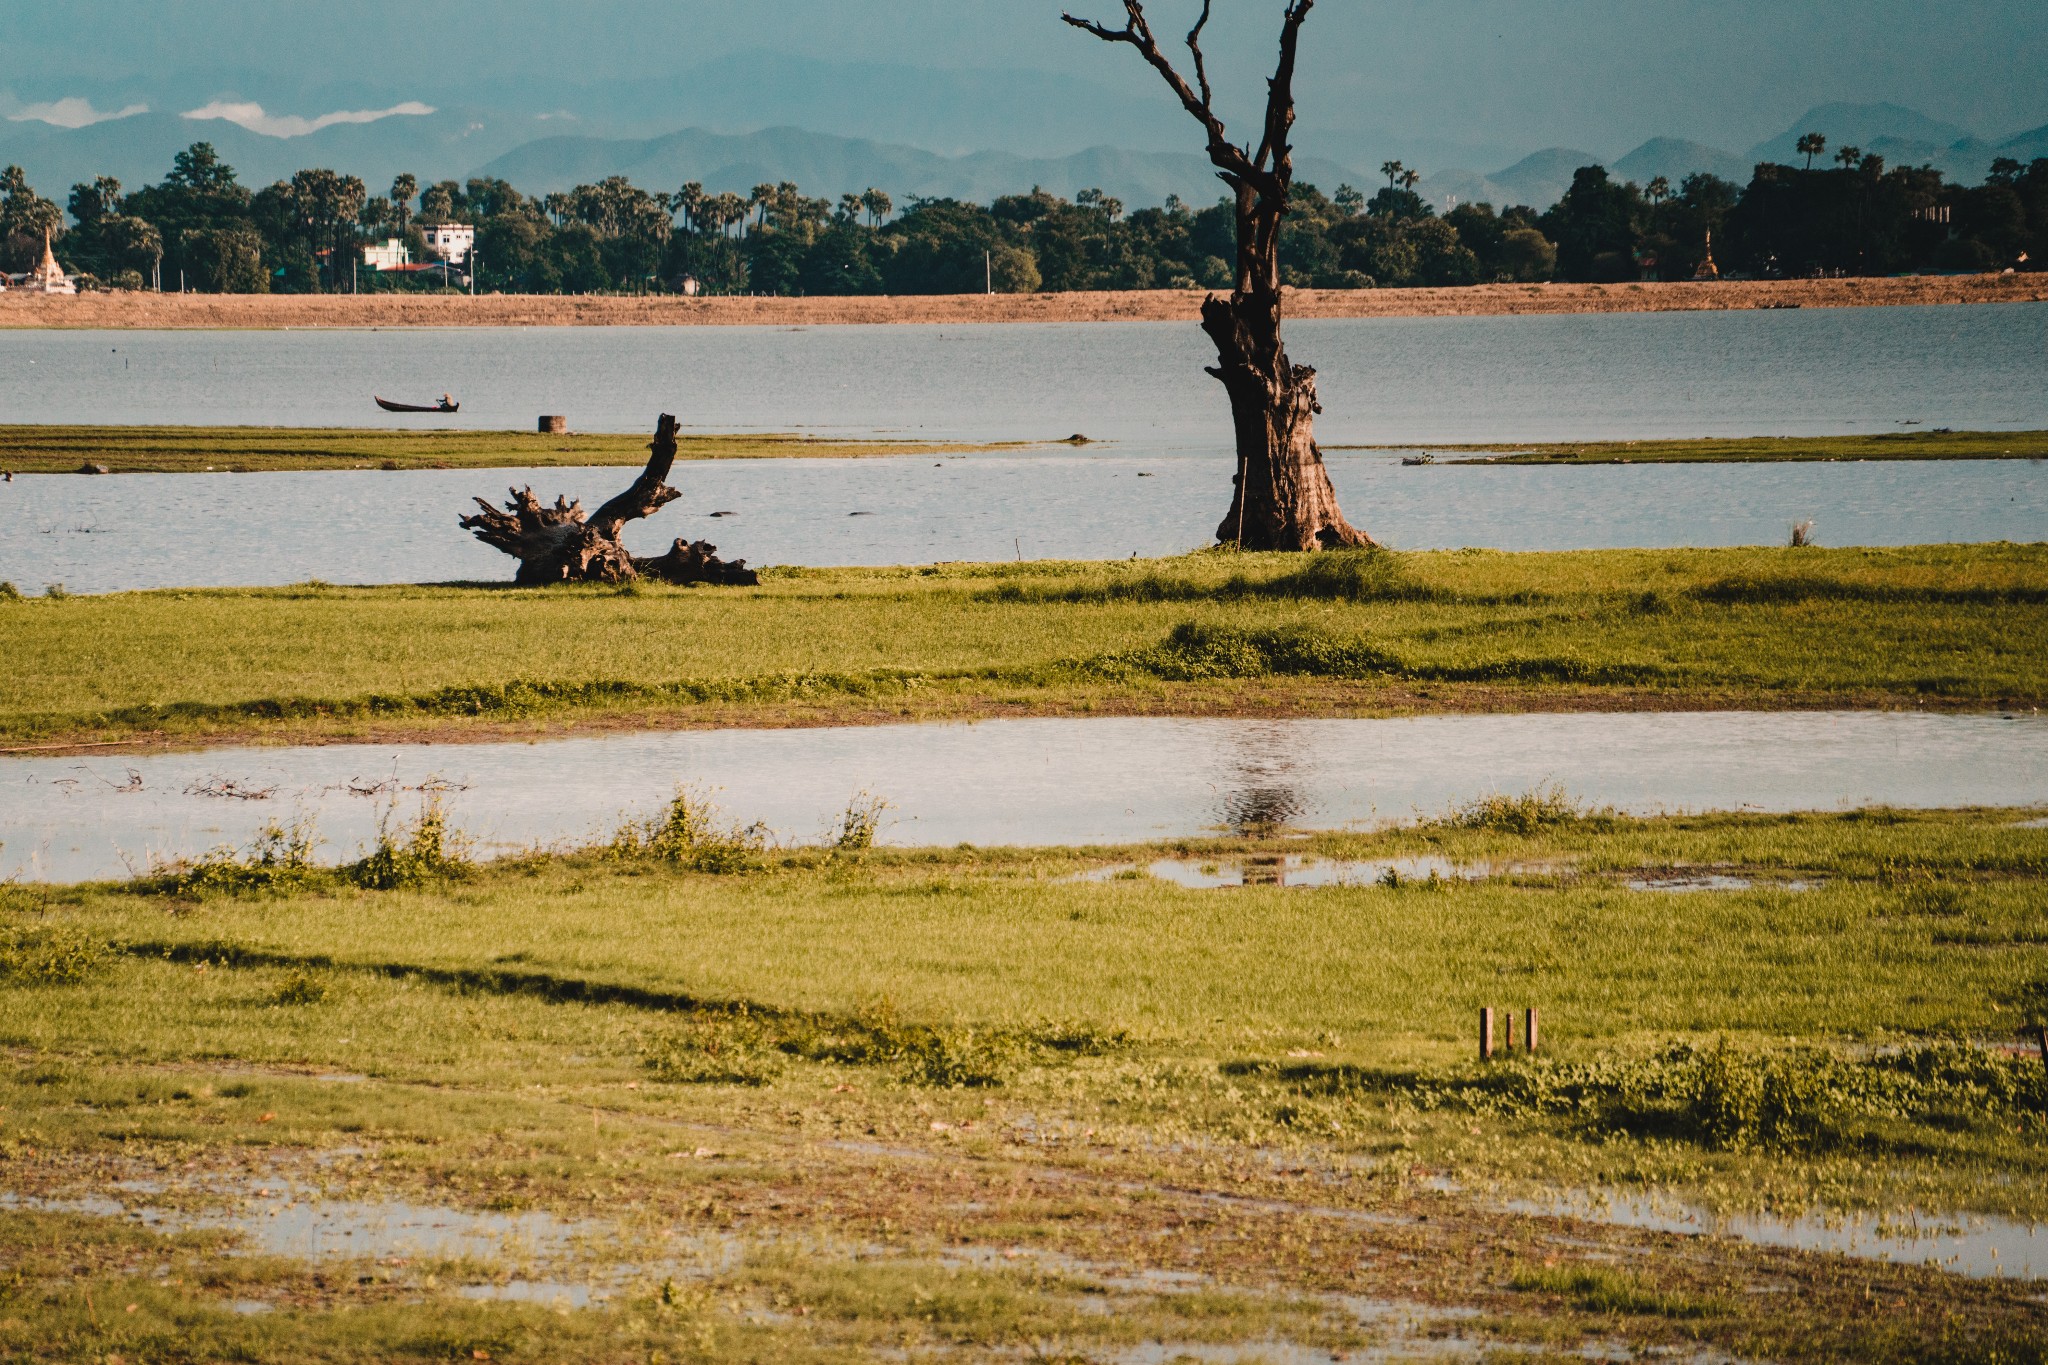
[1479, 1007, 1495, 1062]
[1502, 1012, 1514, 1051]
[1525, 1008, 1540, 1054]
[2035, 1025, 2047, 1071]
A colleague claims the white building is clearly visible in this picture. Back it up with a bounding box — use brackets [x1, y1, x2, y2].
[363, 238, 412, 271]
[421, 223, 475, 265]
[24, 230, 77, 295]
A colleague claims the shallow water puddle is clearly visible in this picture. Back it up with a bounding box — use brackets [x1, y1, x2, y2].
[91, 1179, 589, 1264]
[1079, 858, 1819, 893]
[1514, 1189, 2048, 1281]
[6, 712, 2046, 884]
[1068, 855, 1514, 888]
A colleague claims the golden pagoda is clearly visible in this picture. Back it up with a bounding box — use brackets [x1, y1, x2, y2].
[1692, 229, 1721, 281]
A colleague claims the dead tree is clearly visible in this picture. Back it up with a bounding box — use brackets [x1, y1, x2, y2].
[460, 414, 758, 585]
[1065, 0, 1370, 550]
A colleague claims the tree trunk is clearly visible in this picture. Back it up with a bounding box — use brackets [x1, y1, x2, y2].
[460, 414, 758, 586]
[1203, 288, 1368, 551]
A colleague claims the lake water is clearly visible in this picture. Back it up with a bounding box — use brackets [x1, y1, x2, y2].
[6, 711, 2042, 883]
[7, 452, 2044, 594]
[5, 306, 2045, 592]
[3, 306, 2045, 443]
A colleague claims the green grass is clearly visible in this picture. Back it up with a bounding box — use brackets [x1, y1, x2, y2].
[3, 544, 2043, 747]
[1338, 428, 2048, 463]
[0, 424, 1014, 473]
[0, 808, 2044, 1361]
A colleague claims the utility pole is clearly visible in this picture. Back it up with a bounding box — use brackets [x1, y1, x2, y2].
[986, 250, 992, 295]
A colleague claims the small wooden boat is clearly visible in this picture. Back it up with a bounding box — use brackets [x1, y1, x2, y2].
[376, 395, 459, 413]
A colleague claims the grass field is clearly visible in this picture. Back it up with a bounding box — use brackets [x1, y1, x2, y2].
[0, 425, 1015, 474]
[3, 544, 2043, 749]
[1343, 428, 2048, 463]
[2, 805, 2044, 1361]
[2, 424, 2041, 473]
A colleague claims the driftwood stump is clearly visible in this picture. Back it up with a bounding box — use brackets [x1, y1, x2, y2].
[460, 414, 758, 586]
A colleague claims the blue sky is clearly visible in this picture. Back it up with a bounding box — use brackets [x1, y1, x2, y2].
[8, 1, 2047, 161]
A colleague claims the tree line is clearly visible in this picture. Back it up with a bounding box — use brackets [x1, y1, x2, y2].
[3, 138, 2042, 296]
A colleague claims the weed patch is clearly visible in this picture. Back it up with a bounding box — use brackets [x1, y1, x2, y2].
[137, 817, 321, 897]
[268, 969, 329, 1006]
[345, 800, 470, 890]
[0, 922, 106, 984]
[1510, 1264, 1725, 1318]
[1440, 784, 1607, 834]
[612, 788, 769, 874]
[991, 548, 1439, 605]
[1235, 1037, 2048, 1154]
[1083, 622, 1400, 682]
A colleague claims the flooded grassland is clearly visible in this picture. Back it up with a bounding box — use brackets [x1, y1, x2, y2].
[1, 805, 2045, 1362]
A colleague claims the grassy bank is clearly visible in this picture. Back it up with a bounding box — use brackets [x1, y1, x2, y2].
[0, 425, 1010, 474]
[2, 544, 2044, 749]
[3, 271, 2043, 330]
[1355, 428, 2048, 463]
[1, 806, 2043, 1361]
[4, 424, 2041, 474]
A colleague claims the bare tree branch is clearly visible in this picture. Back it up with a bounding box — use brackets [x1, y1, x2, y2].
[1253, 0, 1313, 177]
[1062, 1, 1275, 194]
[586, 412, 681, 538]
[1186, 0, 1215, 113]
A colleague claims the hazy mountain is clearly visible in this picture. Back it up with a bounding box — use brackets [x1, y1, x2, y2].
[2001, 123, 2048, 161]
[0, 107, 546, 197]
[475, 125, 1364, 207]
[1611, 137, 1752, 188]
[1748, 102, 1972, 164]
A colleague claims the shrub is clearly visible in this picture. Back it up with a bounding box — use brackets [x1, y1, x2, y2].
[1087, 621, 1399, 683]
[146, 817, 321, 896]
[1510, 1264, 1723, 1318]
[270, 969, 329, 1006]
[829, 791, 891, 858]
[613, 787, 768, 874]
[346, 800, 469, 890]
[644, 1014, 781, 1086]
[0, 581, 19, 601]
[0, 923, 106, 985]
[1444, 784, 1600, 834]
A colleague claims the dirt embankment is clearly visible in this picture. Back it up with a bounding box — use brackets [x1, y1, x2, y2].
[2, 274, 2042, 329]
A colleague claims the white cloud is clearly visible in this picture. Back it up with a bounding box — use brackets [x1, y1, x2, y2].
[180, 100, 435, 138]
[7, 97, 149, 128]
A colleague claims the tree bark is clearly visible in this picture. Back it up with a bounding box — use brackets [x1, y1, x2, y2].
[460, 414, 758, 585]
[1066, 0, 1369, 551]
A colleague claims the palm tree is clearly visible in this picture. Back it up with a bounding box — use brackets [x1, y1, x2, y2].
[860, 188, 893, 227]
[1835, 145, 1862, 170]
[1795, 133, 1826, 171]
[1379, 159, 1406, 190]
[1399, 168, 1420, 192]
[390, 173, 417, 232]
[1646, 176, 1671, 205]
[671, 182, 704, 233]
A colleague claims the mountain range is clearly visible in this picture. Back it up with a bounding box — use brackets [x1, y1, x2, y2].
[4, 95, 2045, 217]
[1413, 104, 2048, 214]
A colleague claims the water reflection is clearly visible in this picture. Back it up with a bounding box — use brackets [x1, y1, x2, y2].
[1214, 722, 1317, 835]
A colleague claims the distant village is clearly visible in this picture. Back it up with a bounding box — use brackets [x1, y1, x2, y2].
[2, 140, 2041, 298]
